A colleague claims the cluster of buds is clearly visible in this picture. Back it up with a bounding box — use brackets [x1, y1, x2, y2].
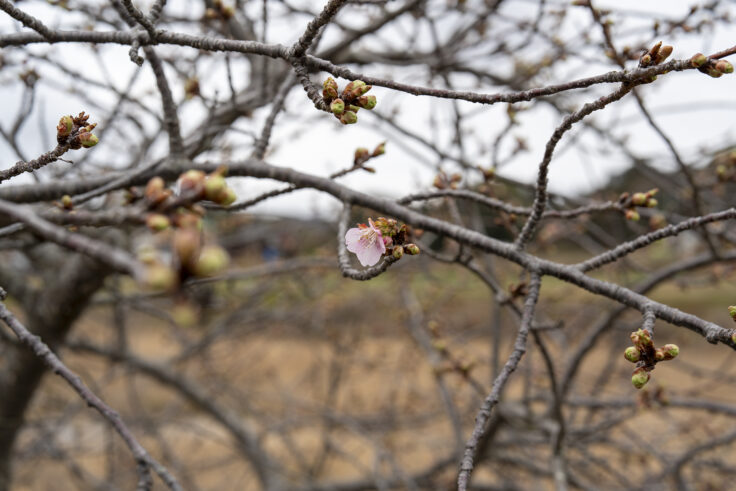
[136, 170, 235, 290]
[204, 0, 234, 20]
[323, 78, 376, 125]
[690, 53, 734, 78]
[179, 167, 237, 206]
[344, 216, 420, 267]
[620, 188, 658, 221]
[639, 41, 673, 68]
[427, 320, 476, 379]
[625, 328, 679, 389]
[352, 142, 385, 172]
[433, 171, 463, 190]
[56, 112, 99, 149]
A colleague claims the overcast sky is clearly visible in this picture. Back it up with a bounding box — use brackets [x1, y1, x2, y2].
[1, 0, 734, 219]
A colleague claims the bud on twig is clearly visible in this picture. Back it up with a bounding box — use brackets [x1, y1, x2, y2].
[631, 367, 650, 389]
[624, 346, 640, 363]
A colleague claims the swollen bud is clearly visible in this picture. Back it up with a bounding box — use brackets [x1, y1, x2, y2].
[624, 346, 640, 363]
[715, 60, 734, 74]
[625, 209, 640, 221]
[654, 45, 673, 64]
[660, 344, 679, 360]
[79, 132, 99, 148]
[646, 198, 658, 208]
[372, 142, 386, 156]
[179, 170, 206, 193]
[404, 243, 420, 255]
[193, 245, 230, 277]
[340, 111, 358, 125]
[728, 305, 736, 321]
[631, 192, 648, 206]
[204, 175, 227, 202]
[356, 95, 376, 110]
[690, 53, 707, 68]
[323, 77, 339, 101]
[354, 147, 370, 163]
[145, 177, 166, 203]
[631, 368, 650, 390]
[392, 246, 404, 260]
[330, 98, 345, 115]
[218, 187, 237, 206]
[61, 195, 73, 210]
[57, 115, 73, 138]
[146, 214, 171, 232]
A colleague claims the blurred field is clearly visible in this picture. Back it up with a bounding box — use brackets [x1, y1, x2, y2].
[9, 245, 736, 490]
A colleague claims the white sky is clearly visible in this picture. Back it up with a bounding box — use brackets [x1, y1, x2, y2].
[1, 0, 734, 220]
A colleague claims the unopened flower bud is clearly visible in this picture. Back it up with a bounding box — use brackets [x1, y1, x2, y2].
[715, 60, 734, 74]
[57, 115, 73, 138]
[143, 263, 177, 291]
[372, 142, 386, 156]
[631, 192, 647, 206]
[654, 45, 673, 64]
[690, 53, 707, 67]
[404, 243, 420, 255]
[193, 245, 230, 277]
[178, 170, 206, 193]
[340, 111, 358, 125]
[660, 344, 679, 360]
[631, 368, 650, 390]
[392, 246, 404, 259]
[624, 346, 640, 363]
[354, 147, 370, 163]
[145, 177, 166, 203]
[728, 305, 736, 321]
[357, 95, 376, 110]
[323, 77, 339, 101]
[61, 195, 73, 210]
[79, 132, 99, 148]
[330, 98, 345, 115]
[648, 41, 662, 58]
[146, 213, 171, 232]
[347, 105, 360, 113]
[218, 187, 237, 206]
[655, 348, 665, 361]
[625, 209, 640, 221]
[646, 198, 658, 208]
[630, 329, 653, 349]
[204, 174, 227, 202]
[639, 53, 652, 67]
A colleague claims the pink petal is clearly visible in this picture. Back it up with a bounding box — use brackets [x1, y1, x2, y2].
[345, 228, 363, 253]
[356, 241, 384, 266]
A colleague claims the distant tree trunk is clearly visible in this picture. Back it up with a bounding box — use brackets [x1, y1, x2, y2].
[0, 252, 108, 491]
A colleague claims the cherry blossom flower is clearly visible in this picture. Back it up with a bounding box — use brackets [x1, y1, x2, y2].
[345, 218, 386, 266]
